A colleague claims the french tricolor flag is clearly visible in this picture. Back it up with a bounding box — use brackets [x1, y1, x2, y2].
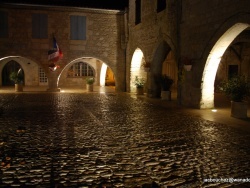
[48, 36, 63, 62]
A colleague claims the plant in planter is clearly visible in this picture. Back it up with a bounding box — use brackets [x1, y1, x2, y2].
[9, 69, 24, 92]
[134, 76, 145, 95]
[159, 74, 174, 100]
[86, 77, 95, 92]
[219, 75, 250, 118]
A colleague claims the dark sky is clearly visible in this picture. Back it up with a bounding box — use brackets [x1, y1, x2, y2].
[0, 0, 129, 10]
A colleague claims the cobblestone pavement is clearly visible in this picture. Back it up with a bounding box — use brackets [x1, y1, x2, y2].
[0, 93, 250, 188]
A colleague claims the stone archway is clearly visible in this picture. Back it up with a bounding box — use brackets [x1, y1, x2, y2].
[0, 56, 44, 87]
[200, 23, 250, 109]
[57, 57, 115, 89]
[130, 48, 147, 93]
[2, 60, 23, 86]
[149, 41, 172, 98]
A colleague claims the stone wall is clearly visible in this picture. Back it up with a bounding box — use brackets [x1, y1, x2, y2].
[127, 0, 250, 108]
[127, 0, 179, 96]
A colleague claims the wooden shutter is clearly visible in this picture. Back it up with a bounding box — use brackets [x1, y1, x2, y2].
[32, 14, 48, 39]
[70, 15, 86, 40]
[39, 14, 48, 39]
[0, 11, 8, 38]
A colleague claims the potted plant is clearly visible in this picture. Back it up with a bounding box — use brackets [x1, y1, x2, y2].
[134, 76, 145, 95]
[86, 77, 95, 92]
[219, 75, 250, 118]
[159, 74, 174, 100]
[9, 69, 24, 92]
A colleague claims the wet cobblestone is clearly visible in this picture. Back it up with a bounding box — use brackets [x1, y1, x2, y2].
[0, 93, 250, 187]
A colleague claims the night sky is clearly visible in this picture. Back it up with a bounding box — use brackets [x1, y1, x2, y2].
[0, 0, 129, 10]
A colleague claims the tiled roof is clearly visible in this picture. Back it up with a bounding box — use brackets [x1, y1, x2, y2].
[0, 0, 128, 10]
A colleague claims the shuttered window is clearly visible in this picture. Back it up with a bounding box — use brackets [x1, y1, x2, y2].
[32, 14, 48, 39]
[0, 11, 8, 38]
[135, 0, 141, 25]
[70, 15, 86, 40]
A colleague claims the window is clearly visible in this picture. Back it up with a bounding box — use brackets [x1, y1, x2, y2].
[68, 62, 94, 77]
[32, 14, 48, 39]
[157, 0, 166, 12]
[39, 68, 48, 83]
[135, 0, 141, 25]
[70, 15, 86, 40]
[0, 11, 8, 38]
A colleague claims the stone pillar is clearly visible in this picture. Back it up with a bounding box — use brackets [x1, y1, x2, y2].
[146, 72, 153, 97]
[47, 71, 60, 92]
[146, 71, 161, 98]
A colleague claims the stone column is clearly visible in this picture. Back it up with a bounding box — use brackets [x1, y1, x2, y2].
[47, 71, 60, 92]
[146, 71, 153, 97]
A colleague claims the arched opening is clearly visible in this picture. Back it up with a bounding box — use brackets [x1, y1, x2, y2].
[162, 50, 178, 90]
[100, 64, 115, 87]
[58, 57, 115, 90]
[150, 41, 174, 98]
[130, 48, 147, 93]
[200, 23, 250, 109]
[0, 56, 47, 88]
[2, 60, 24, 86]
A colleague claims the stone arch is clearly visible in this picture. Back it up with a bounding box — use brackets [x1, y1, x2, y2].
[149, 41, 172, 97]
[0, 56, 46, 86]
[200, 23, 250, 108]
[2, 60, 23, 86]
[130, 48, 147, 93]
[57, 57, 115, 88]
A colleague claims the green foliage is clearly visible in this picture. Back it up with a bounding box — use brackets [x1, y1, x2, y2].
[9, 71, 23, 84]
[134, 76, 145, 88]
[159, 74, 174, 91]
[86, 77, 95, 85]
[219, 75, 250, 102]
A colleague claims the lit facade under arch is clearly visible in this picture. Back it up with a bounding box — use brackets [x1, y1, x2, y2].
[67, 62, 95, 77]
[130, 48, 147, 92]
[200, 23, 249, 109]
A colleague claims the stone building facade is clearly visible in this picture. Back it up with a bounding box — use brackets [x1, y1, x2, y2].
[127, 0, 250, 108]
[0, 3, 126, 91]
[1, 0, 250, 109]
[180, 0, 250, 108]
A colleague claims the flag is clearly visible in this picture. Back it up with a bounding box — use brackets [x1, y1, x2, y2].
[48, 36, 63, 62]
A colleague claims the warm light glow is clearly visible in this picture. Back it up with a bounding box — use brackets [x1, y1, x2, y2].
[100, 63, 108, 86]
[211, 109, 217, 112]
[130, 48, 146, 92]
[200, 23, 249, 109]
